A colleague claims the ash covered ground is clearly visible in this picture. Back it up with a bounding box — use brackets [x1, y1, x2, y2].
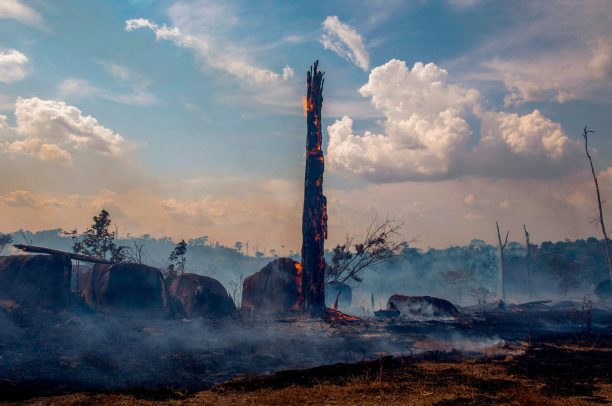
[2, 299, 611, 401]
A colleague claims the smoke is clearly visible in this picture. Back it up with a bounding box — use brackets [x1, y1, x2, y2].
[0, 307, 416, 396]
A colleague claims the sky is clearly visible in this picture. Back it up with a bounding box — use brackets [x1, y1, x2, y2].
[0, 0, 611, 253]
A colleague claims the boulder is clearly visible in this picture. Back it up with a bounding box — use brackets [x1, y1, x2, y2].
[0, 254, 71, 310]
[242, 258, 302, 315]
[594, 279, 612, 301]
[325, 281, 352, 309]
[387, 295, 459, 319]
[78, 263, 170, 317]
[169, 273, 235, 318]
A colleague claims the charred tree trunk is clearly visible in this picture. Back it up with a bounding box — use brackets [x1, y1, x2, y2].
[301, 61, 327, 316]
[496, 222, 509, 302]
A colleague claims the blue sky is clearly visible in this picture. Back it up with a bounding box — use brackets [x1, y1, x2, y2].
[0, 0, 611, 252]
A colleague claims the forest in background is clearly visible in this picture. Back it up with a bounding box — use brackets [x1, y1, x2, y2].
[2, 228, 608, 310]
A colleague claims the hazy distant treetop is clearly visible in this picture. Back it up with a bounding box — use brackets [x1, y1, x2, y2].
[0, 232, 13, 253]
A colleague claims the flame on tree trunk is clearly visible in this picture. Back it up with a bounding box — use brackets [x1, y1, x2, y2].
[301, 61, 327, 316]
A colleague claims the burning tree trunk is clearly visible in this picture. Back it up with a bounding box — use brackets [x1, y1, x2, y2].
[301, 61, 327, 316]
[496, 222, 509, 302]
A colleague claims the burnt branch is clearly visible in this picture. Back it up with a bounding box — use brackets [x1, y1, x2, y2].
[326, 218, 408, 284]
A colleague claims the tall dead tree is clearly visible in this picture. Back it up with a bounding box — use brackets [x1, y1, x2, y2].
[496, 221, 509, 302]
[523, 225, 532, 299]
[582, 126, 612, 281]
[301, 61, 327, 316]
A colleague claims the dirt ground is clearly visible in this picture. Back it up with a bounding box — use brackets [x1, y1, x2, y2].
[11, 337, 612, 405]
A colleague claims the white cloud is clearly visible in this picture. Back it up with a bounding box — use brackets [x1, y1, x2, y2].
[125, 18, 292, 85]
[100, 62, 132, 81]
[449, 1, 612, 105]
[328, 59, 478, 180]
[57, 77, 156, 106]
[0, 97, 133, 164]
[478, 110, 574, 159]
[0, 0, 43, 28]
[0, 49, 28, 84]
[57, 78, 99, 99]
[15, 97, 129, 155]
[321, 16, 369, 71]
[327, 59, 580, 182]
[167, 0, 239, 34]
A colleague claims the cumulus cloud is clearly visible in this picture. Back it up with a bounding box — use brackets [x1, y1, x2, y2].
[125, 18, 293, 85]
[328, 59, 478, 180]
[0, 97, 132, 164]
[0, 0, 43, 28]
[0, 49, 28, 83]
[478, 110, 574, 159]
[321, 16, 369, 71]
[327, 59, 580, 182]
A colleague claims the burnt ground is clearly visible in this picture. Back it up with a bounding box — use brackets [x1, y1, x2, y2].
[1, 302, 612, 404]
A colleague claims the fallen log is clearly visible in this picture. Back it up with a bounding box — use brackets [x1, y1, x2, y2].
[12, 244, 114, 264]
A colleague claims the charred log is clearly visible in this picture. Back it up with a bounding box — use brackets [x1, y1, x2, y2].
[301, 60, 327, 316]
[13, 244, 114, 264]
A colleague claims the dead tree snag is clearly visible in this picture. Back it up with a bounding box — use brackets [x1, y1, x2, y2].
[301, 60, 327, 316]
[496, 221, 509, 302]
[582, 126, 612, 281]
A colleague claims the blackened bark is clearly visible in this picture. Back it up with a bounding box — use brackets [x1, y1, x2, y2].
[301, 61, 327, 316]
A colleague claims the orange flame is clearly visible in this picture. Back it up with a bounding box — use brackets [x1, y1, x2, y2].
[291, 262, 304, 311]
[325, 308, 360, 323]
[302, 96, 313, 118]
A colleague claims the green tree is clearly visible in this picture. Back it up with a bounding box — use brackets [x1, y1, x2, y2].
[72, 209, 126, 261]
[166, 239, 188, 280]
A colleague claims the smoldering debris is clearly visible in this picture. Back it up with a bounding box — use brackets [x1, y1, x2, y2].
[2, 296, 612, 400]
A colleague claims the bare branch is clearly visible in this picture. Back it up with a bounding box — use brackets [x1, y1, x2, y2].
[325, 218, 409, 284]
